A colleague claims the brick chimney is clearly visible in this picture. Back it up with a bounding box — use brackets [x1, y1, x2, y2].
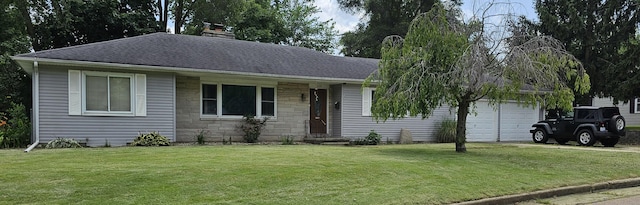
[201, 22, 235, 39]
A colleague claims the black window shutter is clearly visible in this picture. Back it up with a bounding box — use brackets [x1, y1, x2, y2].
[631, 98, 636, 114]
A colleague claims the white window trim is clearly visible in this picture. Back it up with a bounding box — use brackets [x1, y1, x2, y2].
[81, 71, 135, 116]
[362, 87, 375, 116]
[68, 70, 145, 117]
[635, 98, 640, 113]
[200, 81, 277, 119]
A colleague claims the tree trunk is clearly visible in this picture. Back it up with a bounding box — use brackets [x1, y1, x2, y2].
[16, 0, 40, 51]
[163, 0, 169, 32]
[455, 97, 471, 153]
[174, 0, 184, 34]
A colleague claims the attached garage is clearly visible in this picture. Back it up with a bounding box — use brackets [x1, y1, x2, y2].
[466, 101, 542, 142]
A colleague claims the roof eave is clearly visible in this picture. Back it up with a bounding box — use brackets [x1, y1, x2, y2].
[10, 56, 35, 75]
[10, 56, 368, 84]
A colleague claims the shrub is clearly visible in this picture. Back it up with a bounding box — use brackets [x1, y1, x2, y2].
[195, 130, 209, 145]
[280, 135, 295, 145]
[435, 118, 457, 143]
[45, 138, 82, 149]
[0, 103, 31, 148]
[365, 130, 381, 145]
[350, 138, 367, 145]
[0, 130, 4, 146]
[237, 115, 268, 143]
[132, 132, 170, 146]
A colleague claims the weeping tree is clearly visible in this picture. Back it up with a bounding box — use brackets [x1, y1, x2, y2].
[364, 2, 590, 152]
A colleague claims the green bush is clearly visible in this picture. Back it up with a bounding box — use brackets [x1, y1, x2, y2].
[435, 119, 457, 143]
[45, 138, 83, 149]
[132, 132, 170, 146]
[237, 115, 268, 143]
[365, 130, 381, 145]
[0, 103, 31, 148]
[280, 135, 295, 145]
[0, 130, 4, 146]
[351, 138, 367, 145]
[351, 130, 382, 145]
[195, 130, 209, 145]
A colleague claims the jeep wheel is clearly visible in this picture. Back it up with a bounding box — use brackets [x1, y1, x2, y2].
[532, 128, 548, 143]
[576, 129, 596, 146]
[609, 115, 626, 135]
[600, 137, 619, 147]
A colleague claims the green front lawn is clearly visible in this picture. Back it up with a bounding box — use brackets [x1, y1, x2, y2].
[1, 144, 639, 204]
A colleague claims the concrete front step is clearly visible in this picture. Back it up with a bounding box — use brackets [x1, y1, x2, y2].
[304, 137, 351, 145]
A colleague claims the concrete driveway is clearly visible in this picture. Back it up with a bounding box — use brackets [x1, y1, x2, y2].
[512, 142, 640, 153]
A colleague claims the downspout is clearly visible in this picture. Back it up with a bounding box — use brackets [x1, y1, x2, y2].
[25, 59, 39, 152]
[497, 104, 501, 142]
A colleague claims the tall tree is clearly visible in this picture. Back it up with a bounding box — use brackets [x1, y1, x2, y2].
[337, 0, 456, 58]
[177, 0, 337, 53]
[366, 3, 589, 152]
[233, 0, 288, 43]
[532, 0, 640, 103]
[35, 0, 162, 50]
[179, 0, 246, 35]
[0, 0, 32, 113]
[279, 0, 337, 53]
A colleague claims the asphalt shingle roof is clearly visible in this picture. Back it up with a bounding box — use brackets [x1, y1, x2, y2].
[17, 32, 379, 80]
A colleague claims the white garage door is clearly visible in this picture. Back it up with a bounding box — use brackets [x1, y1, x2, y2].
[466, 101, 498, 142]
[499, 103, 540, 141]
[466, 101, 540, 142]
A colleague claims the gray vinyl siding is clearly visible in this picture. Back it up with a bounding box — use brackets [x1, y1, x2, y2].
[340, 84, 452, 142]
[330, 84, 342, 137]
[38, 66, 175, 147]
[592, 97, 640, 126]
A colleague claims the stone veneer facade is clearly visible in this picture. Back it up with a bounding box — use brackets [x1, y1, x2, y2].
[175, 76, 310, 142]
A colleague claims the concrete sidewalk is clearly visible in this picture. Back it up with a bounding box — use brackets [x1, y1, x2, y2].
[518, 186, 640, 205]
[453, 178, 640, 205]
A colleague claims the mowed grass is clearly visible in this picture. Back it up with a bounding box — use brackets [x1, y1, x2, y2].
[1, 143, 640, 204]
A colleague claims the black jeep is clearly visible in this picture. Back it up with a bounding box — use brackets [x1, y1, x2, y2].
[529, 107, 626, 147]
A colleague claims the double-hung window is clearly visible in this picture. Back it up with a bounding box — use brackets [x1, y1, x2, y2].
[68, 70, 146, 116]
[85, 74, 133, 112]
[201, 83, 276, 118]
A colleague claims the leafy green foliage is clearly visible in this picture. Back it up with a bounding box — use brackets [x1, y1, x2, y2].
[435, 119, 456, 143]
[0, 103, 31, 148]
[280, 135, 295, 145]
[177, 0, 337, 53]
[0, 2, 31, 114]
[531, 0, 640, 103]
[351, 130, 382, 145]
[232, 0, 337, 53]
[365, 130, 381, 145]
[337, 0, 458, 58]
[132, 132, 170, 146]
[179, 0, 246, 35]
[237, 115, 269, 143]
[45, 138, 83, 149]
[35, 0, 162, 50]
[195, 130, 209, 145]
